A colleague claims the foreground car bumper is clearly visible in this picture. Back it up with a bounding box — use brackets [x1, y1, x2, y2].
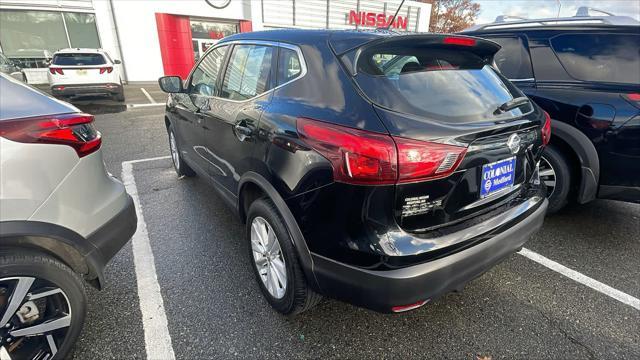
[51, 83, 121, 97]
[84, 194, 137, 288]
[311, 197, 548, 313]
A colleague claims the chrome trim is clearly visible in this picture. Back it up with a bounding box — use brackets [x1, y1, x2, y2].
[189, 39, 308, 104]
[508, 78, 535, 82]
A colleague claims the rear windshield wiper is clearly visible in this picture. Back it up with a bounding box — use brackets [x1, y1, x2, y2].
[494, 97, 530, 115]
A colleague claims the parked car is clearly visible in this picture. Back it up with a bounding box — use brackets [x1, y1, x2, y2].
[463, 9, 640, 212]
[0, 52, 25, 82]
[47, 48, 125, 102]
[158, 30, 549, 315]
[0, 73, 136, 359]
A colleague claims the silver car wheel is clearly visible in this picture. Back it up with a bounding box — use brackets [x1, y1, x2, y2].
[169, 131, 180, 171]
[0, 277, 72, 359]
[539, 156, 557, 198]
[251, 217, 287, 299]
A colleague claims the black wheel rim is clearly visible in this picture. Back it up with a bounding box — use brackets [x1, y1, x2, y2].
[0, 277, 72, 360]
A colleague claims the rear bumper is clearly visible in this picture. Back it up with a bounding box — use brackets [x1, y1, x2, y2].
[51, 83, 121, 96]
[84, 194, 137, 288]
[311, 197, 548, 313]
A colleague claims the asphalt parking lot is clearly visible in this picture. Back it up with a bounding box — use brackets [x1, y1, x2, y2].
[55, 85, 639, 359]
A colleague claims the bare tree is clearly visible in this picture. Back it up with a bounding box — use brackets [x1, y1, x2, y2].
[424, 0, 481, 33]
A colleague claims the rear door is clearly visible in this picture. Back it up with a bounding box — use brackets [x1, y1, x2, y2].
[347, 35, 546, 231]
[200, 42, 276, 193]
[546, 32, 640, 188]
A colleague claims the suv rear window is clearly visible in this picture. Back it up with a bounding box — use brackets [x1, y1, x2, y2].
[550, 33, 640, 84]
[52, 53, 106, 66]
[485, 37, 533, 80]
[355, 45, 527, 123]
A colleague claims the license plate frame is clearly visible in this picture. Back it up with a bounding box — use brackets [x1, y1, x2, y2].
[76, 69, 87, 76]
[480, 156, 517, 198]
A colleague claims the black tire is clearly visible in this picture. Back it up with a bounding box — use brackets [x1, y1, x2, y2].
[540, 144, 572, 214]
[0, 250, 87, 360]
[246, 198, 322, 316]
[168, 125, 196, 177]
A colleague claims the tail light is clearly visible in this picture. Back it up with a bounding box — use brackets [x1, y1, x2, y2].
[0, 113, 101, 158]
[49, 67, 64, 75]
[541, 111, 551, 146]
[623, 93, 640, 102]
[296, 118, 467, 185]
[100, 66, 113, 74]
[297, 118, 397, 185]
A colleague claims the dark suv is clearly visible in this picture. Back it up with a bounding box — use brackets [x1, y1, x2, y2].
[159, 30, 548, 314]
[464, 11, 640, 212]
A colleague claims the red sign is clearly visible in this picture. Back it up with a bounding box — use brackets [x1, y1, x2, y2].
[348, 10, 408, 30]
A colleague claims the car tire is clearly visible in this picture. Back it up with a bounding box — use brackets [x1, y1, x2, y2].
[168, 125, 196, 177]
[540, 145, 571, 214]
[246, 198, 322, 316]
[0, 250, 87, 360]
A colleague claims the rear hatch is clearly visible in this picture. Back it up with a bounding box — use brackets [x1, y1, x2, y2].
[49, 53, 112, 84]
[339, 34, 546, 232]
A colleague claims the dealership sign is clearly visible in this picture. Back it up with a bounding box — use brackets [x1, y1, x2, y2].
[348, 10, 408, 29]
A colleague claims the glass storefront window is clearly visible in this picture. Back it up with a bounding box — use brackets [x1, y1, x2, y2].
[0, 10, 68, 57]
[190, 20, 237, 41]
[64, 13, 100, 49]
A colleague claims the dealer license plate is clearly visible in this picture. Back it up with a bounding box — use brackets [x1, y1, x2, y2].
[480, 156, 516, 198]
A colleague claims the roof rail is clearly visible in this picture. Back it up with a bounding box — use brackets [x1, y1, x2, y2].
[575, 6, 615, 17]
[495, 15, 528, 23]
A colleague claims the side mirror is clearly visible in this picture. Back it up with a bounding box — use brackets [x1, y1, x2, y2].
[158, 76, 184, 93]
[113, 59, 122, 65]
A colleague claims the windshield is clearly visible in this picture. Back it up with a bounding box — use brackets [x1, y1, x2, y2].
[52, 53, 105, 66]
[355, 47, 529, 123]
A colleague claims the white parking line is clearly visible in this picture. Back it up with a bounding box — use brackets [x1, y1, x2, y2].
[122, 158, 175, 360]
[519, 248, 640, 310]
[127, 103, 165, 108]
[140, 87, 157, 104]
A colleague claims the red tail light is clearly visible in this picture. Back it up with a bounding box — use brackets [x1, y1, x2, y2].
[0, 113, 101, 158]
[297, 118, 397, 185]
[541, 111, 551, 146]
[443, 36, 476, 47]
[623, 93, 640, 102]
[296, 118, 467, 185]
[49, 67, 64, 75]
[99, 66, 113, 74]
[395, 137, 467, 183]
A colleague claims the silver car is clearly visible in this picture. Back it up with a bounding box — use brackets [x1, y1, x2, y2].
[0, 73, 136, 359]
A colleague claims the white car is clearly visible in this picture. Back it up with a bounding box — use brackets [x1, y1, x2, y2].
[0, 74, 136, 358]
[47, 48, 125, 102]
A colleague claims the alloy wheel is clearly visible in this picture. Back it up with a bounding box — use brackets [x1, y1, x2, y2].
[0, 277, 72, 360]
[169, 132, 180, 170]
[250, 217, 287, 299]
[539, 156, 557, 198]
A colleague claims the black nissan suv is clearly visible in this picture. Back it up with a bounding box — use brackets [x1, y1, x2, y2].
[464, 10, 640, 213]
[159, 30, 548, 314]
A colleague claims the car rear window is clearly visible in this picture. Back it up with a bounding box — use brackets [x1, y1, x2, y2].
[52, 53, 106, 66]
[550, 33, 640, 84]
[354, 45, 527, 123]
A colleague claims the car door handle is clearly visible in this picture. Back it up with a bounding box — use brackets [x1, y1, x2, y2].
[234, 124, 253, 138]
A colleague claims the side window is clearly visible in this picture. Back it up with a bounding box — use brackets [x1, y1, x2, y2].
[277, 48, 302, 85]
[550, 33, 640, 85]
[486, 37, 533, 80]
[189, 45, 228, 96]
[220, 44, 275, 101]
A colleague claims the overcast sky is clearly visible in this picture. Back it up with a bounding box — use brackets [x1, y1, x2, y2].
[475, 0, 640, 24]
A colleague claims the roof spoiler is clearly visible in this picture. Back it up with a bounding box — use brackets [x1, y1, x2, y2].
[337, 34, 501, 76]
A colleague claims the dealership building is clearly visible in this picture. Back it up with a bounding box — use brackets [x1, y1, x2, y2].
[0, 0, 431, 83]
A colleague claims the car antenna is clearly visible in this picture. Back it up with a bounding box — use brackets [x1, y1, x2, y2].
[385, 0, 406, 30]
